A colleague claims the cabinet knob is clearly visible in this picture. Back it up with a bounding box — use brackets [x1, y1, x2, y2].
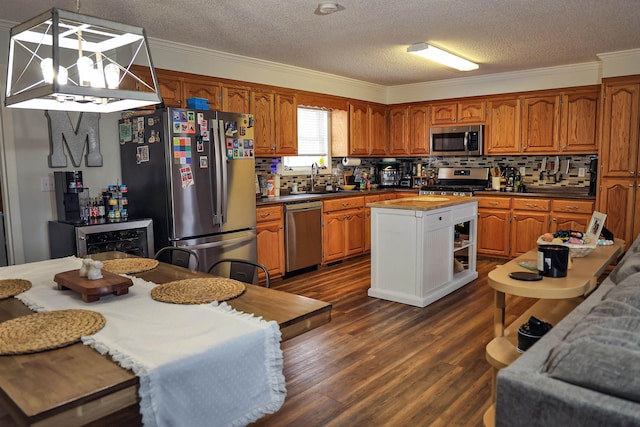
[438, 216, 442, 220]
[630, 171, 636, 175]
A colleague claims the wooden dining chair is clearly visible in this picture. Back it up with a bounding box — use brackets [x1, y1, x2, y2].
[208, 259, 271, 288]
[154, 247, 199, 270]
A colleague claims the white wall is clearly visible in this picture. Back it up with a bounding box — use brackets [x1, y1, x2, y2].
[1, 20, 639, 263]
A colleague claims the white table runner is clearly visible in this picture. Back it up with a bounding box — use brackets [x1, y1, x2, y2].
[0, 257, 286, 427]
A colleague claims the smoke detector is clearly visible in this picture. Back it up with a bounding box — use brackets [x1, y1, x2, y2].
[315, 1, 345, 15]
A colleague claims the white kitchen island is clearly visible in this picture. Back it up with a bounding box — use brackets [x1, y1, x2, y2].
[368, 196, 479, 308]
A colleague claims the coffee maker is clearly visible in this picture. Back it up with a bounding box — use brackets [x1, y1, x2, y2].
[376, 161, 400, 187]
[54, 171, 90, 224]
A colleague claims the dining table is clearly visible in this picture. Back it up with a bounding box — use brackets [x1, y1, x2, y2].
[0, 252, 332, 427]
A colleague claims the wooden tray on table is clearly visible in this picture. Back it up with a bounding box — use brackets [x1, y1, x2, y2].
[54, 269, 133, 302]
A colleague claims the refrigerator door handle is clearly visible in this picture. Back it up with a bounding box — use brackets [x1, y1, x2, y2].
[177, 234, 255, 251]
[211, 119, 224, 227]
[218, 120, 229, 226]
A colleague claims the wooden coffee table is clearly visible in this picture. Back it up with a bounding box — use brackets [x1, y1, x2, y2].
[483, 238, 625, 426]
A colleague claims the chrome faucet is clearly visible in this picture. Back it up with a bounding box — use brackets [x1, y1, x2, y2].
[310, 162, 319, 192]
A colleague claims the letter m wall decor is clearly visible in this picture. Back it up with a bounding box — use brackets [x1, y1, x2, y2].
[46, 111, 103, 167]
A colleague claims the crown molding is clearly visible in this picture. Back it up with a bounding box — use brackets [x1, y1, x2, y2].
[597, 48, 640, 78]
[148, 37, 387, 102]
[387, 61, 602, 104]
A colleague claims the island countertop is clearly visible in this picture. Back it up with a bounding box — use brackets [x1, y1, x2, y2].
[367, 195, 479, 211]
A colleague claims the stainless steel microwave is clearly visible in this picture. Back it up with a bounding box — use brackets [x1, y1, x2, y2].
[430, 125, 484, 156]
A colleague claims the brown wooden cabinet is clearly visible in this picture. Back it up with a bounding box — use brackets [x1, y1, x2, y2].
[222, 84, 250, 114]
[486, 87, 599, 155]
[550, 199, 595, 232]
[477, 197, 511, 257]
[349, 102, 369, 156]
[598, 76, 640, 248]
[388, 106, 410, 155]
[477, 196, 594, 258]
[155, 69, 223, 109]
[560, 88, 600, 153]
[521, 95, 560, 153]
[409, 104, 430, 155]
[369, 104, 388, 156]
[275, 92, 298, 155]
[322, 197, 365, 263]
[251, 89, 276, 156]
[183, 79, 222, 111]
[430, 100, 486, 125]
[600, 81, 640, 178]
[485, 97, 521, 154]
[256, 205, 285, 282]
[509, 198, 551, 258]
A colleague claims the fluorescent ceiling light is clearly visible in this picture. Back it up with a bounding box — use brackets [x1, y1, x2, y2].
[407, 43, 479, 71]
[5, 8, 161, 113]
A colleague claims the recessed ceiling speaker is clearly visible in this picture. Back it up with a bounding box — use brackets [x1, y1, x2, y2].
[315, 1, 345, 15]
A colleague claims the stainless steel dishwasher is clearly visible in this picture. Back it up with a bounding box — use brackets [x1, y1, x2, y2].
[284, 201, 323, 272]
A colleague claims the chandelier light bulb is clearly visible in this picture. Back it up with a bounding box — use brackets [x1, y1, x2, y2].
[57, 66, 68, 85]
[77, 56, 94, 86]
[40, 58, 54, 84]
[104, 63, 120, 89]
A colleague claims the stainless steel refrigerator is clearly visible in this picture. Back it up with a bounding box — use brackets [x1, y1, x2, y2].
[119, 108, 256, 272]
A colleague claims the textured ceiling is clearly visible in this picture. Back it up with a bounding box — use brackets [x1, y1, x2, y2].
[3, 0, 640, 86]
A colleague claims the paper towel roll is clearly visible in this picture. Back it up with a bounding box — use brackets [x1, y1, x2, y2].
[342, 157, 361, 167]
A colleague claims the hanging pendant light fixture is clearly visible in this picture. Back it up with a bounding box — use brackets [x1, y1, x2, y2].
[5, 2, 161, 113]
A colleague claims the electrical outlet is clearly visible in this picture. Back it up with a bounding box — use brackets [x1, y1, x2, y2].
[40, 176, 54, 192]
[519, 167, 526, 176]
[578, 168, 586, 177]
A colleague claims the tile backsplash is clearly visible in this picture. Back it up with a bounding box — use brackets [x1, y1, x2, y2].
[255, 155, 596, 191]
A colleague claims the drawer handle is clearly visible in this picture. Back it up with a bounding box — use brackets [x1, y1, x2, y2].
[525, 203, 538, 208]
[488, 201, 499, 205]
[259, 213, 271, 218]
[342, 203, 349, 207]
[565, 206, 579, 210]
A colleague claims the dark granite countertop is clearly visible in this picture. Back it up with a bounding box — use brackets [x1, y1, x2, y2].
[255, 188, 417, 206]
[255, 186, 594, 206]
[475, 186, 595, 200]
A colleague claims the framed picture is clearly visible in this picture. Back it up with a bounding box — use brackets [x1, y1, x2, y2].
[586, 211, 607, 241]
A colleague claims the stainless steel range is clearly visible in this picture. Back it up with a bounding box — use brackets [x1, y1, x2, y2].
[419, 167, 489, 196]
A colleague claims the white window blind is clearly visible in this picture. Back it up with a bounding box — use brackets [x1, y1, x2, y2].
[282, 107, 331, 173]
[297, 108, 329, 156]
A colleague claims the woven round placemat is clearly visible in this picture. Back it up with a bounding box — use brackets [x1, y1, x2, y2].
[0, 279, 31, 299]
[101, 258, 159, 274]
[0, 309, 106, 355]
[151, 277, 246, 304]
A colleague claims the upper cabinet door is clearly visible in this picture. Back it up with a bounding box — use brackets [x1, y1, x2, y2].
[349, 102, 369, 156]
[183, 80, 222, 111]
[485, 97, 521, 155]
[369, 104, 388, 156]
[409, 105, 430, 155]
[251, 89, 276, 156]
[521, 95, 560, 153]
[560, 88, 600, 154]
[600, 82, 640, 177]
[457, 100, 486, 124]
[431, 103, 457, 125]
[222, 85, 250, 114]
[431, 100, 485, 125]
[275, 92, 297, 155]
[388, 106, 409, 156]
[157, 74, 184, 108]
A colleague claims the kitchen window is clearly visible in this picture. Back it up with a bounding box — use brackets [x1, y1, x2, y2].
[282, 107, 331, 175]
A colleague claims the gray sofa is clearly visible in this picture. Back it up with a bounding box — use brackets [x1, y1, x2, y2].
[496, 235, 640, 427]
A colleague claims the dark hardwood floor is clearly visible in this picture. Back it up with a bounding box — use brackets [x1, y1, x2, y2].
[252, 256, 536, 427]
